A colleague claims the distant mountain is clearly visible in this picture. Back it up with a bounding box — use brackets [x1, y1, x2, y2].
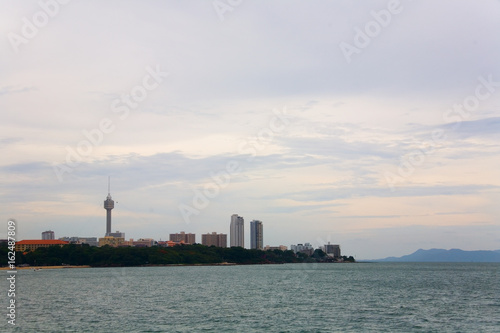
[374, 248, 500, 262]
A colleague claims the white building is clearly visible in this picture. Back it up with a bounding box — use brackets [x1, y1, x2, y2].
[230, 214, 244, 247]
[291, 243, 314, 255]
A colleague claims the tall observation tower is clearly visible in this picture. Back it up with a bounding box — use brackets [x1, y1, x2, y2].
[104, 177, 114, 236]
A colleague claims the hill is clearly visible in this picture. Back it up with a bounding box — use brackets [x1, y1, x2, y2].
[374, 248, 500, 262]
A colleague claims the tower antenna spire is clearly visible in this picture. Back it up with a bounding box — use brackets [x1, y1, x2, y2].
[104, 176, 115, 236]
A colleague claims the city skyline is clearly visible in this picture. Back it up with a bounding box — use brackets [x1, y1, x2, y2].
[1, 2, 499, 259]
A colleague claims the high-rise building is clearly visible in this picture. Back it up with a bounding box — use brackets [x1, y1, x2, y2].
[42, 230, 55, 240]
[250, 220, 263, 250]
[169, 231, 195, 244]
[104, 177, 114, 236]
[201, 232, 227, 247]
[230, 214, 244, 247]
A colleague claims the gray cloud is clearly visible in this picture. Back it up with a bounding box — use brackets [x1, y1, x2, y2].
[276, 184, 499, 203]
[0, 86, 36, 96]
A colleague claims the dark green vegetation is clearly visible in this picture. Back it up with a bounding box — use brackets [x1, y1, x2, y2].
[1, 243, 355, 267]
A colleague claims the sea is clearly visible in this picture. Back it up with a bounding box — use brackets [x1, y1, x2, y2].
[4, 262, 499, 332]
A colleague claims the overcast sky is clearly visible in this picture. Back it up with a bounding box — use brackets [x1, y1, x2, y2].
[1, 0, 499, 259]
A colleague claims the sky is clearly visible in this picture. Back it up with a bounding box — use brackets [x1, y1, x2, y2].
[1, 0, 499, 259]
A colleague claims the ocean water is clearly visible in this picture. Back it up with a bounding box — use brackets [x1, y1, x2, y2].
[4, 263, 499, 332]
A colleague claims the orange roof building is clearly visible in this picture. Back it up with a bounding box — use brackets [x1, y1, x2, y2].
[157, 240, 185, 247]
[15, 240, 69, 252]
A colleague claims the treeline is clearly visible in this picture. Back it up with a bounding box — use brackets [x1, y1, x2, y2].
[0, 244, 355, 267]
[1, 244, 303, 267]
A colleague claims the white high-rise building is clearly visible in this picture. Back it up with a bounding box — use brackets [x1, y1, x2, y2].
[230, 214, 244, 247]
[250, 220, 263, 250]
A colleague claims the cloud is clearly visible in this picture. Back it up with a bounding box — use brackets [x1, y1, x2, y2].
[282, 184, 499, 203]
[0, 137, 23, 146]
[0, 86, 36, 96]
[442, 117, 500, 139]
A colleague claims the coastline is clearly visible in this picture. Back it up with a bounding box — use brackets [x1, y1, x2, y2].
[0, 265, 92, 270]
[0, 263, 237, 270]
[1, 261, 357, 270]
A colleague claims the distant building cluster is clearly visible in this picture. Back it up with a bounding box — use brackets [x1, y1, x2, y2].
[290, 243, 314, 256]
[264, 245, 288, 251]
[289, 242, 342, 259]
[123, 238, 155, 247]
[16, 184, 344, 257]
[60, 236, 98, 247]
[98, 236, 125, 247]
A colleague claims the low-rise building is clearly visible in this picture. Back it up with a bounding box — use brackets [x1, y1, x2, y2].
[15, 240, 69, 252]
[79, 237, 99, 247]
[107, 231, 125, 239]
[122, 238, 156, 247]
[98, 236, 125, 247]
[59, 237, 98, 247]
[158, 240, 186, 247]
[264, 245, 288, 251]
